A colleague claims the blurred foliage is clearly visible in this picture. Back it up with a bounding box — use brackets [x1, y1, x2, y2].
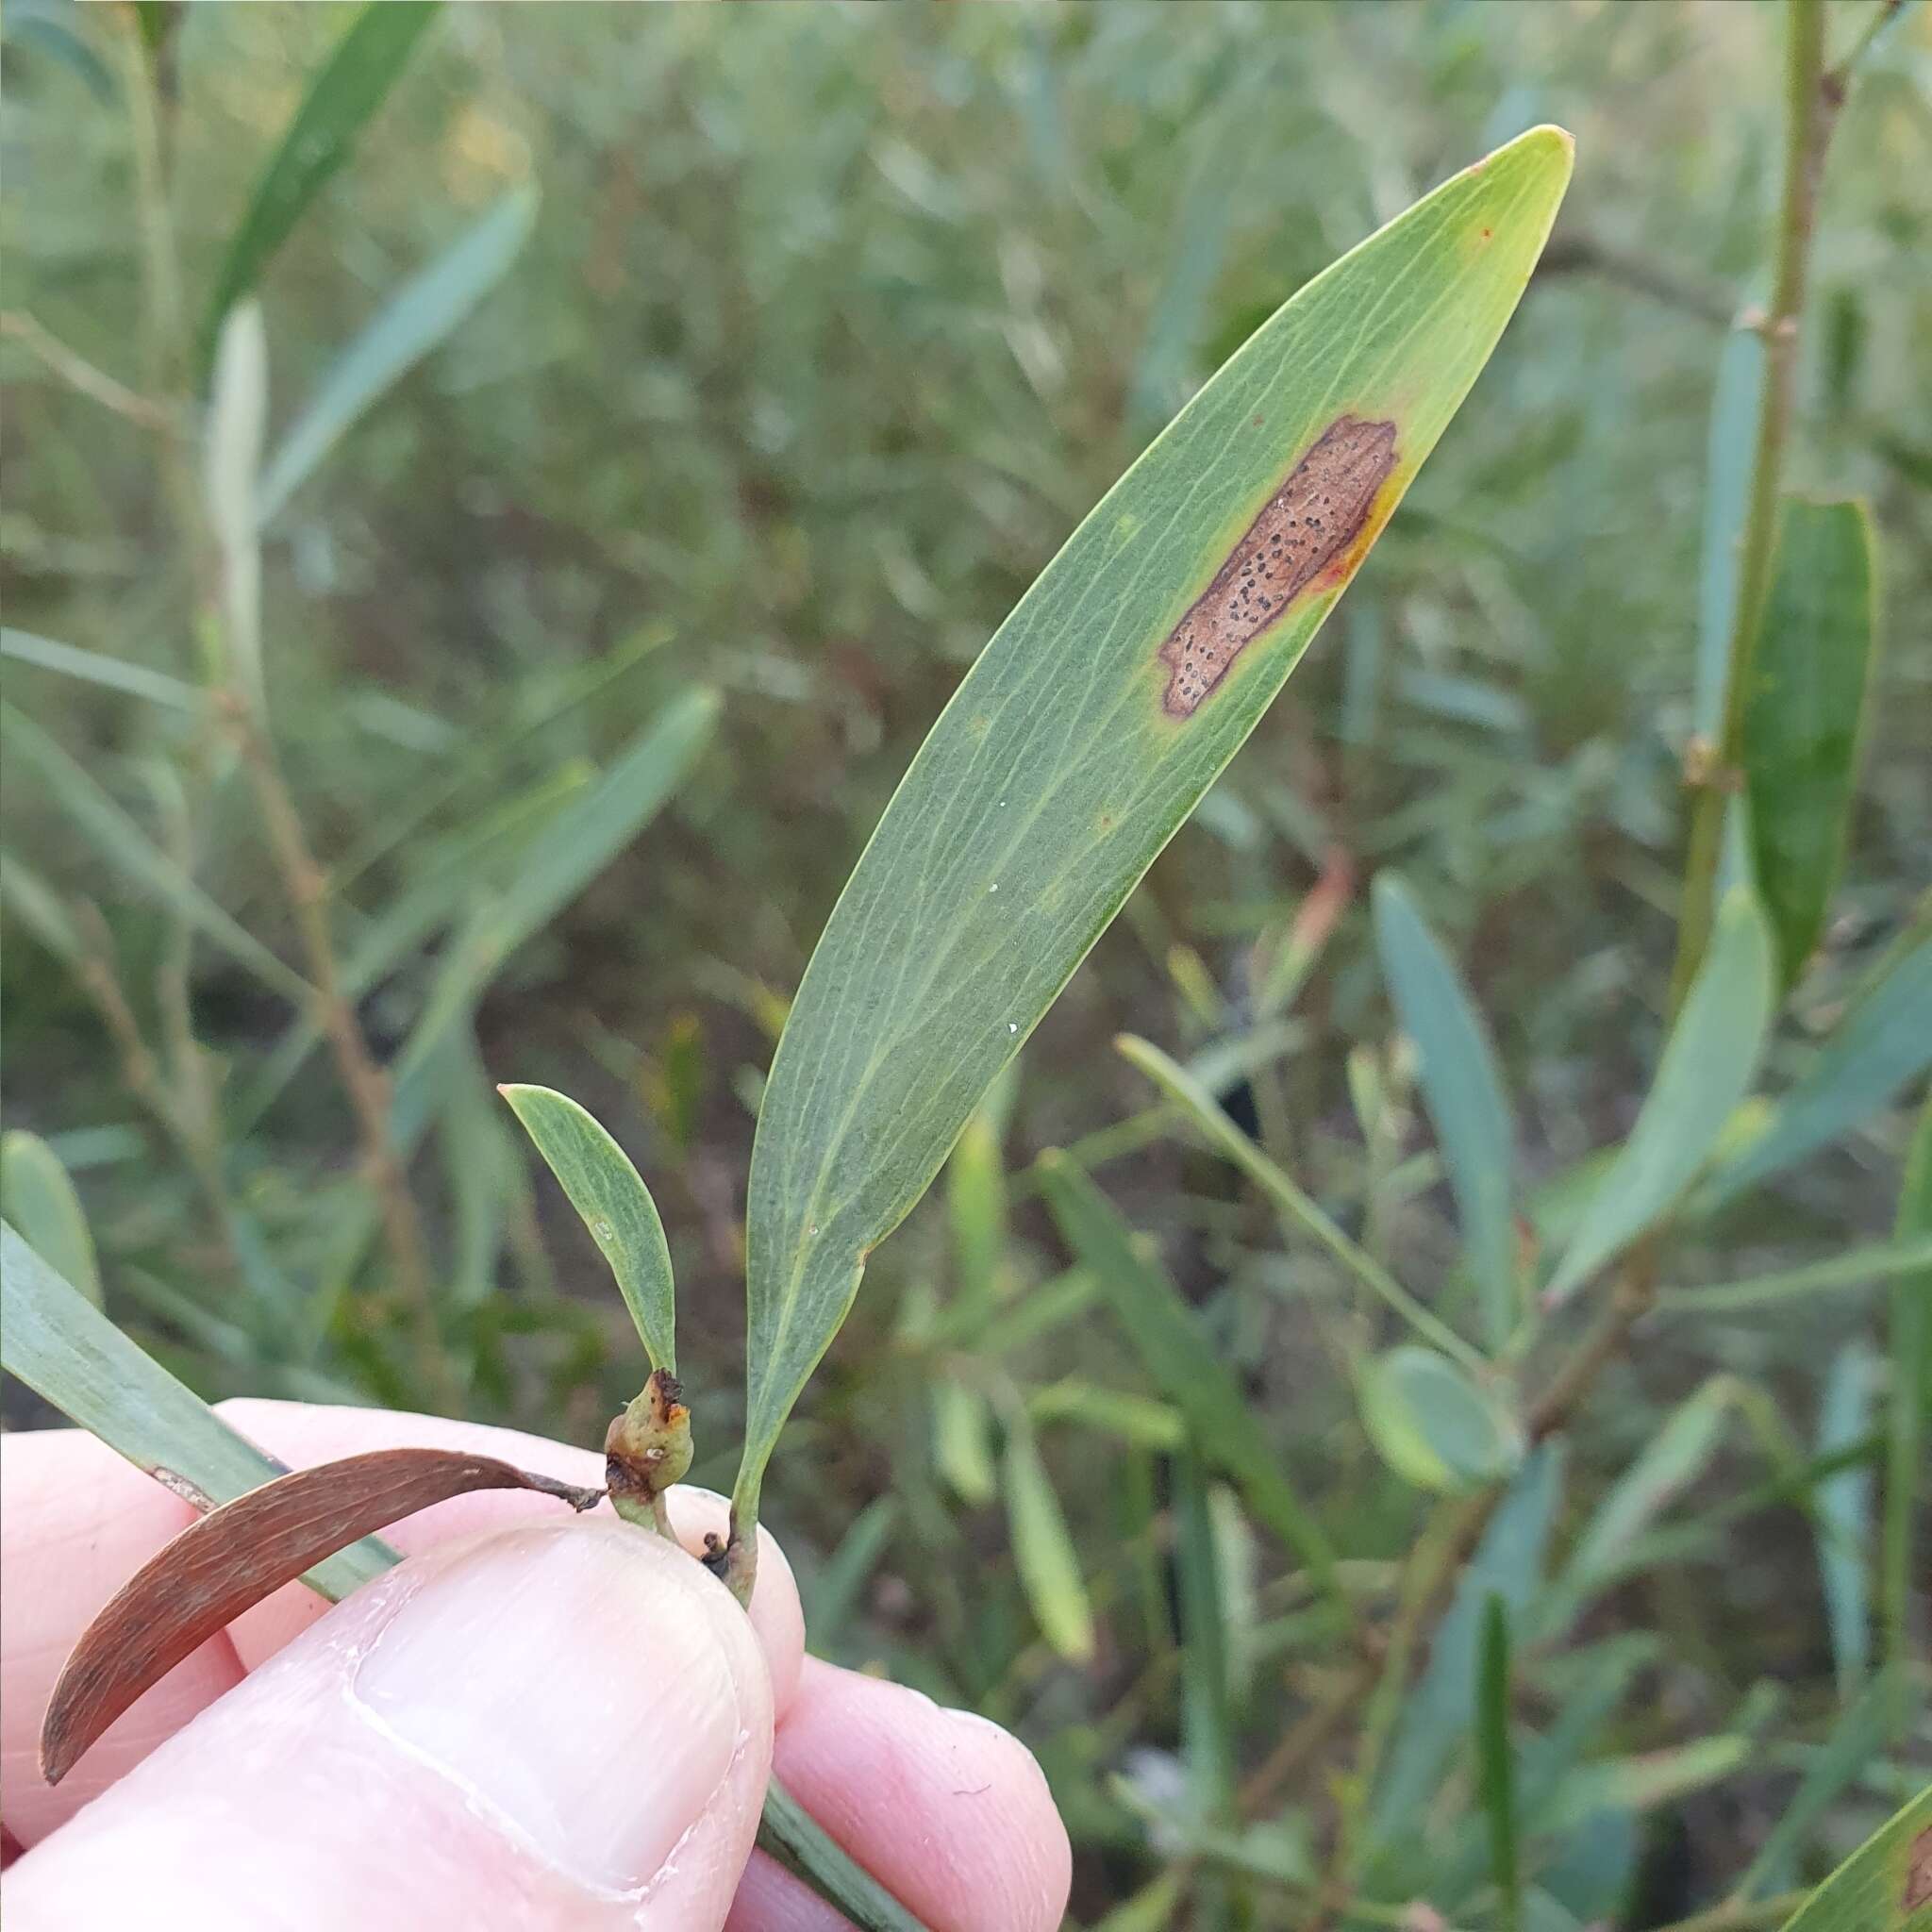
[2, 3, 1929, 1926]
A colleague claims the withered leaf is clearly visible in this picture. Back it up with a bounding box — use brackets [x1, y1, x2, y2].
[41, 1446, 605, 1785]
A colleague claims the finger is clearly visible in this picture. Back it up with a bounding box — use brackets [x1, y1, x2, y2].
[0, 1407, 803, 1848]
[0, 1432, 243, 1848]
[3, 1519, 772, 1932]
[725, 1657, 1070, 1932]
[214, 1400, 804, 1713]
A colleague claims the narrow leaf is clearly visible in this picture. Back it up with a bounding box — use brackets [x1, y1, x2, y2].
[1547, 888, 1774, 1303]
[1695, 315, 1766, 741]
[1657, 1238, 1932, 1315]
[734, 128, 1574, 1530]
[2, 1131, 102, 1307]
[1002, 1417, 1094, 1664]
[1370, 1443, 1562, 1841]
[1886, 1099, 1932, 1720]
[1029, 1377, 1186, 1451]
[1739, 1670, 1907, 1903]
[1, 628, 201, 711]
[1538, 1380, 1732, 1640]
[1477, 1595, 1522, 1932]
[394, 687, 719, 1086]
[1743, 499, 1879, 988]
[1174, 1454, 1236, 1824]
[933, 1376, 997, 1506]
[1814, 1340, 1877, 1700]
[1, 1222, 396, 1595]
[1705, 937, 1932, 1210]
[42, 1447, 602, 1785]
[1372, 873, 1518, 1345]
[499, 1084, 675, 1373]
[257, 184, 539, 524]
[1357, 1344, 1524, 1493]
[206, 302, 267, 710]
[200, 2, 441, 366]
[1120, 1031, 1485, 1369]
[1772, 1783, 1932, 1932]
[1039, 1152, 1342, 1608]
[0, 704, 311, 1002]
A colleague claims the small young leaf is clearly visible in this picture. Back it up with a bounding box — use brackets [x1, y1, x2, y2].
[1038, 1152, 1343, 1609]
[1743, 499, 1879, 989]
[1546, 887, 1774, 1303]
[1002, 1416, 1094, 1664]
[1771, 1783, 1932, 1932]
[499, 1084, 675, 1373]
[1704, 936, 1932, 1210]
[257, 184, 539, 523]
[200, 2, 441, 368]
[732, 128, 1574, 1554]
[1476, 1595, 1522, 1932]
[41, 1447, 603, 1785]
[2, 1131, 101, 1308]
[1357, 1344, 1524, 1493]
[1372, 873, 1518, 1347]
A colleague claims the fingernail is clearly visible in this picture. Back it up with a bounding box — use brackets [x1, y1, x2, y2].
[355, 1521, 757, 1890]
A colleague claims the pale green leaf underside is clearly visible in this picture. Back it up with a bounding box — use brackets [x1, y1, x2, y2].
[500, 1083, 676, 1373]
[1357, 1343, 1524, 1493]
[737, 127, 1574, 1514]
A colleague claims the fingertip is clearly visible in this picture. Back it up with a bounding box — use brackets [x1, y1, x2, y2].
[663, 1488, 806, 1718]
[766, 1659, 1071, 1932]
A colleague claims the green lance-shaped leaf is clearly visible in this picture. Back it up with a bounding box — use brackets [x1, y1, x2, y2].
[1001, 1413, 1095, 1664]
[1545, 886, 1774, 1304]
[1743, 498, 1880, 989]
[499, 1085, 675, 1374]
[200, 2, 441, 372]
[1038, 1151, 1344, 1613]
[1357, 1344, 1524, 1494]
[732, 130, 1572, 1554]
[0, 1222, 395, 1597]
[2, 1132, 102, 1309]
[257, 183, 539, 525]
[1772, 1782, 1932, 1932]
[1371, 873, 1518, 1347]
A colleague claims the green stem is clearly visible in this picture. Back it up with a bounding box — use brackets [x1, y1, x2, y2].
[757, 1776, 931, 1931]
[1669, 0, 1830, 1014]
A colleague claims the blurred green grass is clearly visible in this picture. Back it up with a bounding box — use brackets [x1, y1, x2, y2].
[3, 3, 1929, 1923]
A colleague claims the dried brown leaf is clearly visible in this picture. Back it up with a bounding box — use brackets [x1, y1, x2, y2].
[41, 1446, 604, 1785]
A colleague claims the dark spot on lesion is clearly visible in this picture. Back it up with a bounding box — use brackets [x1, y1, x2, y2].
[1158, 414, 1398, 718]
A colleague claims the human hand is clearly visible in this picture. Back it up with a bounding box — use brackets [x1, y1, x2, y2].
[0, 1401, 1071, 1930]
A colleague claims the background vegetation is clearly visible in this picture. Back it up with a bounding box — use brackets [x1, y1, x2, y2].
[3, 4, 1928, 1927]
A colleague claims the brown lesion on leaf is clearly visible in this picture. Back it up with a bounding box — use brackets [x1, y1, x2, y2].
[1906, 1824, 1932, 1913]
[1159, 413, 1397, 719]
[149, 1466, 217, 1513]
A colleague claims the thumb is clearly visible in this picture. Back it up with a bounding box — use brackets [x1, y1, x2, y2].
[3, 1519, 774, 1932]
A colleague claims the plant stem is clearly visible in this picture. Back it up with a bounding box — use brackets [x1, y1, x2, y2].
[225, 701, 458, 1411]
[1669, 0, 1831, 1014]
[757, 1774, 931, 1931]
